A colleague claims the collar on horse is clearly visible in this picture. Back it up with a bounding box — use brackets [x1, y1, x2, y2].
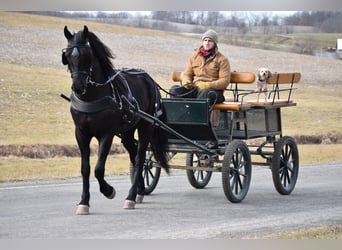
[70, 91, 121, 113]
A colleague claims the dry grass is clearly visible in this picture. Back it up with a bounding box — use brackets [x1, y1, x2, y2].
[264, 225, 342, 239]
[0, 154, 131, 182]
[0, 61, 74, 144]
[299, 144, 342, 164]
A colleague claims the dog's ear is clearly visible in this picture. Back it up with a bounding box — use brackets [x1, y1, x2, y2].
[267, 70, 272, 78]
[257, 68, 262, 78]
[62, 51, 68, 65]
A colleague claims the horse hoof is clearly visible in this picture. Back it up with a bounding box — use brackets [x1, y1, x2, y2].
[123, 200, 135, 209]
[107, 188, 116, 199]
[136, 194, 144, 203]
[76, 204, 89, 215]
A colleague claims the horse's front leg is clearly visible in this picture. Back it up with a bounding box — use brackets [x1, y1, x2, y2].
[75, 132, 92, 215]
[94, 135, 116, 200]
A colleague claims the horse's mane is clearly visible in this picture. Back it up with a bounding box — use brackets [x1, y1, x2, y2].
[87, 31, 116, 77]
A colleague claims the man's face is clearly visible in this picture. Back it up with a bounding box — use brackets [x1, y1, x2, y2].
[202, 38, 215, 51]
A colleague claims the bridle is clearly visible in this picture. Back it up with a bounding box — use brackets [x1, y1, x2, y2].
[62, 43, 95, 92]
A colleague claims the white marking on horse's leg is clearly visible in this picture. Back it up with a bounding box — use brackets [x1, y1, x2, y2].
[135, 194, 144, 203]
[123, 200, 136, 209]
[107, 188, 116, 199]
[76, 204, 89, 215]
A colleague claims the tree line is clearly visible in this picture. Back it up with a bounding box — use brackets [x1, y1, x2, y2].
[24, 11, 342, 33]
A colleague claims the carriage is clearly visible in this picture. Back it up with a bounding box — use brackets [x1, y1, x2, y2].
[127, 70, 301, 203]
[62, 26, 300, 213]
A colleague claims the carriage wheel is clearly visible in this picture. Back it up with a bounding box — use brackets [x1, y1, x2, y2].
[272, 136, 299, 195]
[222, 140, 251, 203]
[130, 151, 161, 195]
[186, 153, 213, 189]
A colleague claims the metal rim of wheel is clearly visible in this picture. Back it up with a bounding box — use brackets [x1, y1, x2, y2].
[186, 153, 213, 189]
[222, 140, 252, 203]
[272, 136, 299, 195]
[129, 151, 161, 195]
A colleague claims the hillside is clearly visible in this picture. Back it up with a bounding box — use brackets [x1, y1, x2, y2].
[1, 11, 342, 146]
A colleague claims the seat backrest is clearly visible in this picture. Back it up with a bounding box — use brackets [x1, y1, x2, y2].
[230, 71, 255, 84]
[267, 72, 301, 84]
[171, 71, 255, 83]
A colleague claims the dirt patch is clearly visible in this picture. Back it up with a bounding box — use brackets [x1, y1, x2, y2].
[294, 132, 342, 144]
[0, 144, 126, 159]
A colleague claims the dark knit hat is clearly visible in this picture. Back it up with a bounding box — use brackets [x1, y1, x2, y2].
[202, 29, 218, 44]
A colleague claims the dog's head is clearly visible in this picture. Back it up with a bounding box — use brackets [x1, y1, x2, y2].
[258, 67, 272, 81]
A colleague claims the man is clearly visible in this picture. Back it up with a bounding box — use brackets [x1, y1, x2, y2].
[171, 29, 231, 105]
[170, 29, 231, 148]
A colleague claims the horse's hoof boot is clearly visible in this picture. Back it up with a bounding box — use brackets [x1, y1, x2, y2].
[136, 194, 144, 203]
[123, 200, 135, 209]
[76, 204, 89, 215]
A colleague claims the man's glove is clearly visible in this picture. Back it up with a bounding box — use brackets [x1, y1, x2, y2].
[182, 81, 195, 90]
[196, 82, 211, 91]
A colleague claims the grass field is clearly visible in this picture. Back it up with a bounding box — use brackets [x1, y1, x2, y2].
[222, 32, 342, 54]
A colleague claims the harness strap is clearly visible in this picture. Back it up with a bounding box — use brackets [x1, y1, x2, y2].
[86, 68, 163, 118]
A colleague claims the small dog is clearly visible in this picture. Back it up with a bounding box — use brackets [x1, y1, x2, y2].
[256, 67, 272, 102]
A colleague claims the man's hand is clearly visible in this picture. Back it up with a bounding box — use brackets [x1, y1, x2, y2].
[182, 81, 195, 90]
[196, 82, 211, 90]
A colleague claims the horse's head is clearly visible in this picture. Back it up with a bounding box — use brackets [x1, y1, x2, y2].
[63, 25, 93, 95]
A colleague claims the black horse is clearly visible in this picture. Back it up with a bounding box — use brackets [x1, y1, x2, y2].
[62, 25, 169, 214]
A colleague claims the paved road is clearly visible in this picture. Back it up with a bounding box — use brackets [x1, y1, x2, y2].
[0, 163, 341, 239]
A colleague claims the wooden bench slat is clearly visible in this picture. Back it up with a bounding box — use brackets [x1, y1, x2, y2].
[213, 102, 251, 111]
[230, 72, 255, 84]
[171, 71, 255, 84]
[246, 99, 293, 106]
[267, 72, 301, 84]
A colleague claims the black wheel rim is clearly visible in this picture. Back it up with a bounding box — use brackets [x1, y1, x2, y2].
[186, 153, 212, 189]
[222, 140, 251, 203]
[272, 136, 299, 195]
[229, 147, 248, 196]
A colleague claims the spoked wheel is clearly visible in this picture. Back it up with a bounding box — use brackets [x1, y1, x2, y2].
[186, 153, 213, 189]
[130, 151, 161, 195]
[272, 136, 299, 195]
[222, 140, 251, 203]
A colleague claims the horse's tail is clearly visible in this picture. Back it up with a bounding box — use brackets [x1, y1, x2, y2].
[150, 122, 170, 174]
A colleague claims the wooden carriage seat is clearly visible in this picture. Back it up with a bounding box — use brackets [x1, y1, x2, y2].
[170, 71, 300, 110]
[171, 70, 255, 111]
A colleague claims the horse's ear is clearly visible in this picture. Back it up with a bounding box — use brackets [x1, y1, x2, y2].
[83, 25, 88, 38]
[64, 26, 73, 40]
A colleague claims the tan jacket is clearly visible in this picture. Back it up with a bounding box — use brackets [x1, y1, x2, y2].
[182, 46, 231, 90]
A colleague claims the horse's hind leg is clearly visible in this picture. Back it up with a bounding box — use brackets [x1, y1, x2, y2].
[124, 126, 151, 209]
[121, 131, 144, 204]
[95, 135, 116, 199]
